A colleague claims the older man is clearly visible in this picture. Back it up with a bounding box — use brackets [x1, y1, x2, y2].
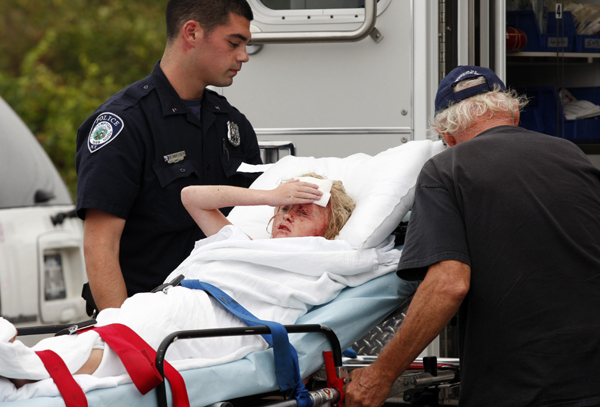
[346, 66, 600, 407]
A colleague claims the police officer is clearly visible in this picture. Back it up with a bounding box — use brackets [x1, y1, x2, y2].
[76, 0, 261, 311]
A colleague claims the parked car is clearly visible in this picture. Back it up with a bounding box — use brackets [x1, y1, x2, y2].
[0, 96, 87, 340]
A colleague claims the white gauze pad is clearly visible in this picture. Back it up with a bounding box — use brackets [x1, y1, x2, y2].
[295, 177, 333, 207]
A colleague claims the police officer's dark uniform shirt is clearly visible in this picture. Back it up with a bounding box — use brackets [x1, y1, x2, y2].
[397, 126, 600, 407]
[76, 62, 262, 296]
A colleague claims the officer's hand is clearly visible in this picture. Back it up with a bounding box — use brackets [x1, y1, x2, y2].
[268, 180, 322, 207]
[345, 365, 394, 407]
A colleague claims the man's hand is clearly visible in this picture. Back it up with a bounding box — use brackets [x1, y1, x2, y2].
[345, 365, 395, 407]
[345, 261, 471, 406]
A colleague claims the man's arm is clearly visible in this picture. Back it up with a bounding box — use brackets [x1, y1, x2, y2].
[345, 260, 471, 407]
[83, 209, 127, 311]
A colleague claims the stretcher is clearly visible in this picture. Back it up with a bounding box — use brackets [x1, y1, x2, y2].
[4, 272, 418, 407]
[7, 271, 461, 407]
[2, 140, 451, 406]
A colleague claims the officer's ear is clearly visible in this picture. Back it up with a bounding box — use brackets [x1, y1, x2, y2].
[182, 20, 204, 44]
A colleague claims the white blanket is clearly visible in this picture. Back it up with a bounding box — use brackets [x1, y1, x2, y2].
[166, 225, 401, 324]
[0, 225, 401, 402]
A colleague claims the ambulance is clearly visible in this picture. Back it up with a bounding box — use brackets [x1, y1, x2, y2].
[226, 0, 600, 166]
[220, 0, 600, 362]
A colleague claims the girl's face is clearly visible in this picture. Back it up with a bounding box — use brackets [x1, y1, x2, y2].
[271, 203, 330, 239]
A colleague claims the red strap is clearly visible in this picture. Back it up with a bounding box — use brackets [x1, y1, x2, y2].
[92, 324, 163, 395]
[162, 359, 189, 407]
[93, 324, 189, 407]
[161, 359, 188, 407]
[35, 350, 88, 407]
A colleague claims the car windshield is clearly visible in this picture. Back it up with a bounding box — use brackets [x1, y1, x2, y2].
[0, 98, 72, 209]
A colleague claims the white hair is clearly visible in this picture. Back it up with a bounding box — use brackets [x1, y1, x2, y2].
[433, 76, 528, 135]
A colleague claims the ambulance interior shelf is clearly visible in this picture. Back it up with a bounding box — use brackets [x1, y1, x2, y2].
[506, 10, 600, 145]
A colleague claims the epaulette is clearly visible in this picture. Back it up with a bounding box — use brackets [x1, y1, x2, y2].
[204, 88, 235, 114]
[104, 78, 155, 111]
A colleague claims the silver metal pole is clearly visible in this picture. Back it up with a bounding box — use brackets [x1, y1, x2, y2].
[494, 0, 507, 82]
[256, 388, 341, 407]
[468, 0, 476, 65]
[480, 0, 490, 67]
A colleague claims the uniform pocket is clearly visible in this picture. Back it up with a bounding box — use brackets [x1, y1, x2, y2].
[220, 153, 244, 178]
[153, 160, 199, 188]
[220, 153, 262, 188]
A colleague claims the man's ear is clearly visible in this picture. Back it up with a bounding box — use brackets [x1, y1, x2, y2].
[182, 20, 203, 44]
[442, 135, 457, 147]
[435, 127, 457, 147]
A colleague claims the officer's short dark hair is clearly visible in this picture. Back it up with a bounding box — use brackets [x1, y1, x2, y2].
[166, 0, 253, 43]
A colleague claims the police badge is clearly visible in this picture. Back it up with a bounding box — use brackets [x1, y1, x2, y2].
[87, 112, 125, 153]
[227, 121, 241, 147]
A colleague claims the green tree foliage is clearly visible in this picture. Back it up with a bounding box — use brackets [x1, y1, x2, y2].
[0, 0, 166, 198]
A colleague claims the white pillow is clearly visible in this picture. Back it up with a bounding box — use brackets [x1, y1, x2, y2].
[228, 140, 445, 249]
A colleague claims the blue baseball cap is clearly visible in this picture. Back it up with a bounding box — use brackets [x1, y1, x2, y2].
[435, 65, 507, 114]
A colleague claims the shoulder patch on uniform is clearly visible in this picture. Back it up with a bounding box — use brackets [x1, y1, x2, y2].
[87, 112, 125, 153]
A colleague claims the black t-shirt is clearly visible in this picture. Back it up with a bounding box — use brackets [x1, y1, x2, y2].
[76, 62, 262, 295]
[398, 126, 600, 406]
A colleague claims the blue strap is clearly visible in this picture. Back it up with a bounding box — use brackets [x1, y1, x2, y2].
[181, 280, 311, 406]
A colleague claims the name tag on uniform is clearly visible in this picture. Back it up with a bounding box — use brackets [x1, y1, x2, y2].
[164, 151, 186, 164]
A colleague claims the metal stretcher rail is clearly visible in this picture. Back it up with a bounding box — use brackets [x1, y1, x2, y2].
[154, 324, 344, 407]
[16, 319, 97, 336]
[318, 356, 460, 405]
[345, 365, 457, 402]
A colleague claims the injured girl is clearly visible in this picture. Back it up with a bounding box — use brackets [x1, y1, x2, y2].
[0, 173, 402, 400]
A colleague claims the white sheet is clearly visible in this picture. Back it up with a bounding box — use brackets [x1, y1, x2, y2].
[166, 225, 400, 324]
[0, 271, 417, 407]
[0, 225, 401, 402]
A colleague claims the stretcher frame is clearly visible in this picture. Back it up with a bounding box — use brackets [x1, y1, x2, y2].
[152, 324, 460, 407]
[15, 316, 460, 406]
[154, 324, 346, 407]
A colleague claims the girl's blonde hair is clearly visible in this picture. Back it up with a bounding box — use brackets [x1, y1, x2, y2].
[271, 173, 355, 240]
[433, 76, 528, 135]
